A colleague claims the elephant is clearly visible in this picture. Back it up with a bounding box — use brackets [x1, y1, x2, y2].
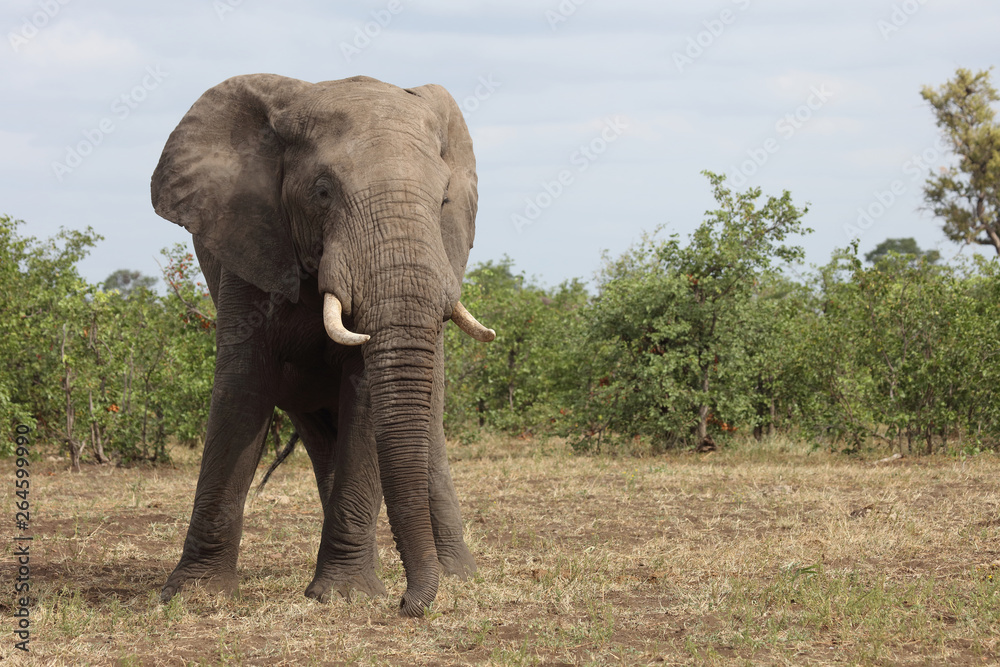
[150, 74, 495, 616]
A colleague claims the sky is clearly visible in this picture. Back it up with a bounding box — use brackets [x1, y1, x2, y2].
[2, 0, 998, 291]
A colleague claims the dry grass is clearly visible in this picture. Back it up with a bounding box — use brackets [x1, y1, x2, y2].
[3, 434, 1000, 665]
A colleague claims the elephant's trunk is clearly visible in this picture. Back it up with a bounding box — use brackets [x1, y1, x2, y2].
[322, 187, 461, 615]
[363, 320, 441, 616]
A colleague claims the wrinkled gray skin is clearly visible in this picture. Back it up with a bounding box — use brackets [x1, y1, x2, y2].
[150, 74, 483, 616]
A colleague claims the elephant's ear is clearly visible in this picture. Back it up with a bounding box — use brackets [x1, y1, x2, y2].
[151, 74, 312, 303]
[406, 84, 478, 282]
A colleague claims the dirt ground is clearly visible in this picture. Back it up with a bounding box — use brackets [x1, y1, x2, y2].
[3, 436, 1000, 665]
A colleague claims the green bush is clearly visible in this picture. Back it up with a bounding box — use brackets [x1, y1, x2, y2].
[796, 248, 1000, 453]
[565, 172, 810, 451]
[444, 258, 588, 437]
[440, 177, 1000, 456]
[4, 182, 998, 462]
[0, 217, 216, 466]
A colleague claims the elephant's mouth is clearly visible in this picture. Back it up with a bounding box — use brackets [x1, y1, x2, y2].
[321, 293, 495, 346]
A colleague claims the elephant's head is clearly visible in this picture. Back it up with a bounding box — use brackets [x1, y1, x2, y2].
[150, 74, 493, 615]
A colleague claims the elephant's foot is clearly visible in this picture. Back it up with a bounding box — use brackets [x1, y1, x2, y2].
[305, 568, 386, 603]
[160, 562, 238, 602]
[437, 542, 477, 580]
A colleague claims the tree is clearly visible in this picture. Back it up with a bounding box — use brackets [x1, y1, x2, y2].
[0, 215, 103, 465]
[864, 237, 940, 265]
[575, 171, 810, 450]
[790, 244, 1000, 454]
[920, 68, 1000, 255]
[155, 244, 216, 448]
[0, 221, 217, 465]
[0, 216, 40, 454]
[102, 269, 157, 297]
[734, 273, 815, 440]
[55, 244, 216, 465]
[444, 258, 588, 435]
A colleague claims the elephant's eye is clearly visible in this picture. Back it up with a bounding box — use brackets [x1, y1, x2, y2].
[312, 176, 336, 205]
[313, 184, 333, 207]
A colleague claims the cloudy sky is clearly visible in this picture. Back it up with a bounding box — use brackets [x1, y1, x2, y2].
[2, 0, 997, 290]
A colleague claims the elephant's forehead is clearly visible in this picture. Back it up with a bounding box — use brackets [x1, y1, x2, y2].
[305, 80, 435, 130]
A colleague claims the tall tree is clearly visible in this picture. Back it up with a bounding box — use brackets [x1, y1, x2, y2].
[864, 237, 940, 265]
[577, 172, 810, 451]
[921, 68, 1000, 255]
[102, 269, 157, 296]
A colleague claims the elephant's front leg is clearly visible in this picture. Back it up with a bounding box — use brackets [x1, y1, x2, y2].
[295, 357, 386, 602]
[161, 365, 274, 601]
[161, 270, 278, 602]
[429, 333, 477, 579]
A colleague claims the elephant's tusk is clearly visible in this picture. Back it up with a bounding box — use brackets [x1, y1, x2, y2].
[323, 294, 370, 346]
[451, 302, 496, 342]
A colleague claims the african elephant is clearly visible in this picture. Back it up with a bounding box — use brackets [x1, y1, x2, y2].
[150, 74, 494, 616]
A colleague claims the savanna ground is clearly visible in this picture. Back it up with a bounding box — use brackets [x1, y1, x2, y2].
[3, 435, 1000, 666]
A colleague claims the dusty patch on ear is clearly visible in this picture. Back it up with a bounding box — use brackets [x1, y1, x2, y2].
[151, 74, 310, 303]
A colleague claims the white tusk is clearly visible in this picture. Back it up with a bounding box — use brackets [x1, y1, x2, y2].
[323, 294, 370, 346]
[451, 301, 496, 342]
